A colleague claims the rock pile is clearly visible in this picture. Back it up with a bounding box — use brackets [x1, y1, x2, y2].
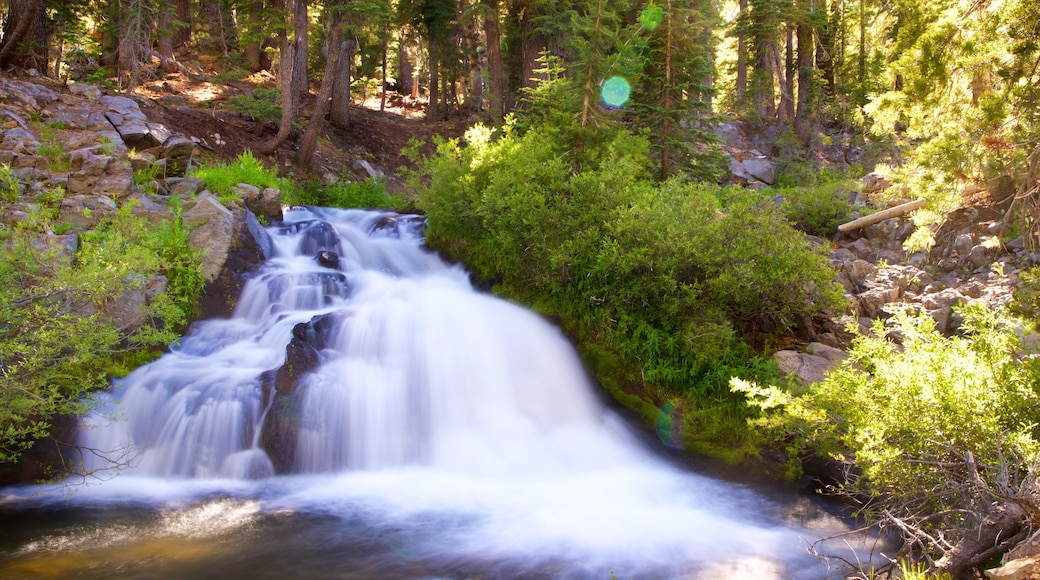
[775, 185, 1039, 385]
[0, 76, 280, 328]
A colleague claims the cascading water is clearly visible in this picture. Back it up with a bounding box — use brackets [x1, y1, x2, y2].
[0, 207, 871, 579]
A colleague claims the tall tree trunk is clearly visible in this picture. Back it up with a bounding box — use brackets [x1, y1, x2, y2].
[297, 12, 344, 168]
[259, 0, 302, 154]
[817, 0, 835, 97]
[398, 33, 414, 96]
[736, 0, 748, 103]
[780, 23, 794, 120]
[293, 0, 309, 98]
[483, 0, 504, 120]
[330, 38, 355, 128]
[0, 0, 48, 70]
[427, 32, 442, 120]
[794, 0, 815, 143]
[157, 3, 177, 73]
[517, 4, 544, 95]
[173, 0, 192, 46]
[243, 0, 267, 72]
[380, 23, 389, 112]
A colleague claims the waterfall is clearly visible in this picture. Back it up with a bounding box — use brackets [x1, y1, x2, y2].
[80, 207, 616, 478]
[49, 206, 868, 579]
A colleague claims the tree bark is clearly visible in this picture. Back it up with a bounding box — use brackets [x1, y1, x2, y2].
[736, 0, 748, 103]
[0, 0, 48, 71]
[157, 3, 177, 73]
[173, 0, 192, 46]
[330, 38, 355, 129]
[935, 501, 1029, 580]
[779, 24, 794, 120]
[293, 0, 309, 98]
[259, 0, 303, 154]
[242, 0, 267, 72]
[297, 12, 344, 168]
[427, 33, 442, 120]
[794, 0, 815, 144]
[483, 0, 504, 120]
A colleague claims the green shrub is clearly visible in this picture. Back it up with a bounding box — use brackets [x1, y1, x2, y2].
[226, 87, 282, 126]
[412, 120, 846, 457]
[733, 305, 1040, 563]
[189, 150, 288, 205]
[0, 204, 203, 467]
[774, 179, 856, 237]
[284, 177, 398, 209]
[0, 164, 19, 202]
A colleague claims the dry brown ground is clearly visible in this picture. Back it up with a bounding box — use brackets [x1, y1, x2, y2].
[126, 64, 470, 192]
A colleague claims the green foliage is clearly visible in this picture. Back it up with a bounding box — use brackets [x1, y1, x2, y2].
[773, 179, 856, 237]
[1010, 266, 1040, 330]
[412, 119, 845, 456]
[733, 305, 1040, 554]
[0, 164, 19, 202]
[226, 87, 283, 126]
[189, 151, 289, 205]
[285, 177, 399, 209]
[0, 204, 203, 466]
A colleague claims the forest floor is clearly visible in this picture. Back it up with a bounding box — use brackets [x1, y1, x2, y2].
[128, 65, 471, 191]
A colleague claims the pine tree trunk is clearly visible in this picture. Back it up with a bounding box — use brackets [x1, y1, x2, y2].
[398, 35, 414, 96]
[427, 33, 442, 120]
[158, 4, 177, 73]
[259, 0, 301, 154]
[243, 0, 267, 72]
[484, 0, 505, 120]
[794, 0, 815, 144]
[297, 13, 344, 168]
[173, 0, 192, 46]
[779, 24, 794, 120]
[0, 0, 48, 71]
[293, 0, 309, 99]
[330, 39, 354, 128]
[736, 0, 748, 103]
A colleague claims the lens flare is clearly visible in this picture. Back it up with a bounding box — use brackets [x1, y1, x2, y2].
[601, 77, 631, 109]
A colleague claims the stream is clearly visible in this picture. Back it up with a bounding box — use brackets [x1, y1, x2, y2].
[0, 207, 873, 579]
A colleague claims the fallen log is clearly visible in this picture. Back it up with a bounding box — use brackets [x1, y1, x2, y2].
[837, 199, 926, 233]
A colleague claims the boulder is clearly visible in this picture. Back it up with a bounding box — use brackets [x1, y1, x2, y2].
[774, 348, 844, 386]
[186, 195, 274, 318]
[741, 156, 776, 185]
[162, 137, 196, 176]
[67, 82, 102, 102]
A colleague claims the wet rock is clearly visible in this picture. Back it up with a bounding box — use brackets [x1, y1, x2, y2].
[236, 184, 283, 223]
[316, 250, 339, 269]
[188, 197, 274, 319]
[294, 220, 341, 255]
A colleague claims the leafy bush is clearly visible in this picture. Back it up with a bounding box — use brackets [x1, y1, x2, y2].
[411, 120, 846, 456]
[226, 87, 282, 126]
[284, 177, 398, 209]
[0, 164, 19, 202]
[774, 179, 856, 237]
[733, 305, 1040, 570]
[189, 150, 289, 204]
[0, 204, 202, 467]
